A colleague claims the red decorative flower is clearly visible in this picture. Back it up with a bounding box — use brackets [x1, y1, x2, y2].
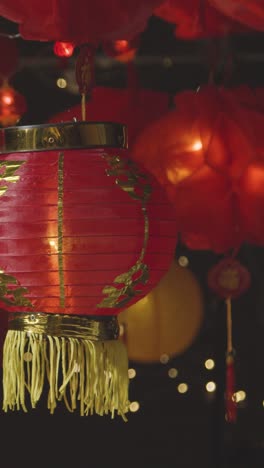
[133, 85, 264, 252]
[207, 258, 251, 299]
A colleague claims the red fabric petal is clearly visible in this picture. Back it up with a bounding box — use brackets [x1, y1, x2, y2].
[210, 0, 264, 32]
[133, 85, 264, 252]
[0, 0, 162, 44]
[155, 0, 249, 39]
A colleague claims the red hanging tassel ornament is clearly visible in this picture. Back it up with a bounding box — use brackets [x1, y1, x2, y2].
[208, 257, 251, 423]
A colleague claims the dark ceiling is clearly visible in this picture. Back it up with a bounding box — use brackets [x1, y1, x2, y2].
[0, 13, 264, 468]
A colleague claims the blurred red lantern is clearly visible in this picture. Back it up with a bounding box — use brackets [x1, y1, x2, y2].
[0, 0, 162, 45]
[102, 37, 140, 63]
[0, 84, 27, 127]
[53, 41, 75, 57]
[133, 85, 264, 253]
[210, 0, 264, 32]
[49, 86, 169, 145]
[155, 0, 249, 39]
[0, 121, 177, 416]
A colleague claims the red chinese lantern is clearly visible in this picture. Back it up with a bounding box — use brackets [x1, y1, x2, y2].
[133, 85, 264, 253]
[155, 0, 250, 38]
[210, 0, 264, 32]
[0, 0, 162, 44]
[0, 83, 27, 127]
[0, 121, 177, 417]
[53, 41, 75, 58]
[49, 86, 169, 146]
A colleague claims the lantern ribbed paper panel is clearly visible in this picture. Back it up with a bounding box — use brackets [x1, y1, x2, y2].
[0, 121, 177, 417]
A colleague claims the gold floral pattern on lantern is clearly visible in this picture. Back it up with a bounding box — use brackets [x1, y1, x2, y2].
[57, 152, 65, 307]
[0, 160, 25, 196]
[97, 154, 151, 308]
[0, 159, 32, 306]
[0, 269, 32, 307]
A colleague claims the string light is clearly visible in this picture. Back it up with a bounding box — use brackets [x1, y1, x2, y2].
[168, 368, 178, 379]
[160, 353, 169, 364]
[56, 78, 67, 89]
[129, 401, 140, 412]
[233, 390, 246, 402]
[206, 381, 216, 392]
[163, 57, 173, 68]
[128, 368, 136, 379]
[178, 256, 189, 267]
[204, 359, 215, 370]
[178, 383, 188, 394]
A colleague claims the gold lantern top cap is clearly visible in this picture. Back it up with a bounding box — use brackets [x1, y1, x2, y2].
[0, 121, 128, 154]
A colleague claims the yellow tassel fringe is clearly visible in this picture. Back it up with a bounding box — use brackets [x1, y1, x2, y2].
[3, 330, 129, 420]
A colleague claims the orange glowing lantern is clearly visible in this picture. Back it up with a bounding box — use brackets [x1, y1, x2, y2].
[133, 85, 264, 253]
[0, 84, 27, 127]
[53, 41, 75, 57]
[103, 37, 139, 63]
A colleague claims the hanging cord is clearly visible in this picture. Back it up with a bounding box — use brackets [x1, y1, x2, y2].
[81, 93, 86, 121]
[206, 34, 234, 87]
[226, 297, 233, 355]
[225, 297, 237, 423]
[75, 44, 95, 121]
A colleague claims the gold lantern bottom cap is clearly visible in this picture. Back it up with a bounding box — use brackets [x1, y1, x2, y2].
[8, 312, 119, 341]
[3, 312, 129, 419]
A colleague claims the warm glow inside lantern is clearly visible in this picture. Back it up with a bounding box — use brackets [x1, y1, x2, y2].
[0, 121, 177, 417]
[53, 41, 75, 57]
[0, 84, 27, 127]
[133, 85, 264, 253]
[102, 38, 139, 63]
